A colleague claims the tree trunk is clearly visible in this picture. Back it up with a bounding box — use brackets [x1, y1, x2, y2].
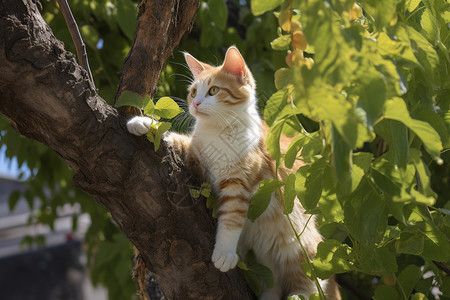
[0, 0, 253, 299]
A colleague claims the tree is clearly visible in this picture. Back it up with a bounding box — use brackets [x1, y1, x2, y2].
[1, 0, 449, 299]
[0, 0, 254, 299]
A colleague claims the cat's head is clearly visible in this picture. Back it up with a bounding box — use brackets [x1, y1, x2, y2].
[184, 46, 257, 128]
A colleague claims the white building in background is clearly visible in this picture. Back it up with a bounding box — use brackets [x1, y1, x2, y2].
[0, 175, 107, 300]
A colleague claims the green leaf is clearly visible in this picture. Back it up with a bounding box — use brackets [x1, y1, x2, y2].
[332, 125, 352, 192]
[357, 246, 397, 276]
[248, 179, 284, 222]
[295, 166, 309, 208]
[264, 89, 289, 126]
[266, 120, 285, 163]
[389, 120, 409, 169]
[397, 24, 439, 82]
[350, 152, 373, 192]
[308, 294, 321, 300]
[283, 173, 296, 214]
[305, 158, 328, 210]
[344, 179, 388, 246]
[416, 110, 449, 148]
[8, 190, 21, 212]
[143, 95, 154, 115]
[421, 217, 450, 262]
[298, 132, 322, 162]
[411, 293, 429, 300]
[397, 265, 421, 297]
[208, 0, 228, 30]
[441, 277, 450, 297]
[154, 97, 183, 119]
[116, 0, 137, 40]
[271, 35, 291, 50]
[362, 0, 397, 29]
[153, 122, 171, 151]
[313, 240, 353, 279]
[115, 91, 144, 108]
[247, 263, 274, 289]
[354, 63, 387, 126]
[241, 269, 261, 296]
[251, 0, 283, 16]
[395, 231, 424, 255]
[374, 285, 400, 300]
[287, 296, 305, 300]
[406, 0, 422, 12]
[421, 8, 439, 45]
[190, 189, 200, 198]
[384, 98, 442, 160]
[308, 86, 359, 149]
[274, 68, 293, 90]
[409, 148, 434, 197]
[236, 259, 248, 271]
[284, 134, 306, 169]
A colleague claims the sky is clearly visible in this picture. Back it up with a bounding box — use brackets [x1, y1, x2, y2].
[0, 145, 28, 179]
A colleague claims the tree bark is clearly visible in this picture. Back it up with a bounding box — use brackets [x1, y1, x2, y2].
[0, 0, 253, 299]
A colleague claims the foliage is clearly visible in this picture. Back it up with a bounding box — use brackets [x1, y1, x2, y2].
[249, 0, 450, 298]
[116, 92, 182, 150]
[1, 0, 449, 299]
[238, 250, 274, 296]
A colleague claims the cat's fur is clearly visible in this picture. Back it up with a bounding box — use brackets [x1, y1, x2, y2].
[127, 47, 340, 299]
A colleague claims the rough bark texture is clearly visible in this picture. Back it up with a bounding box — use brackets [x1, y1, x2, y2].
[115, 0, 200, 103]
[0, 0, 254, 299]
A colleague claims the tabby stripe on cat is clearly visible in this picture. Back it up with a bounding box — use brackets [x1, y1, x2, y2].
[218, 209, 247, 229]
[219, 195, 249, 205]
[219, 178, 251, 192]
[220, 87, 246, 101]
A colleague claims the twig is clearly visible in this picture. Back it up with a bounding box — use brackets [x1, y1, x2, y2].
[55, 0, 95, 87]
[434, 261, 450, 276]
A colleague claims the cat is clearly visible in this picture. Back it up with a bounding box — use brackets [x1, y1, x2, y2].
[127, 46, 341, 300]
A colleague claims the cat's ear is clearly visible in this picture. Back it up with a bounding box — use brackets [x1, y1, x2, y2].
[222, 46, 246, 78]
[185, 53, 205, 79]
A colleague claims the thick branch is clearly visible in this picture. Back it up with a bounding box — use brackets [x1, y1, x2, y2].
[114, 0, 200, 103]
[0, 0, 253, 299]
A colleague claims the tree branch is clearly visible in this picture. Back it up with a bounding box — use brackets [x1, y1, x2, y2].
[114, 0, 200, 103]
[0, 0, 253, 298]
[55, 0, 94, 87]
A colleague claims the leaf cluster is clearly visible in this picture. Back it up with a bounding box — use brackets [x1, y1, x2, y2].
[249, 0, 450, 298]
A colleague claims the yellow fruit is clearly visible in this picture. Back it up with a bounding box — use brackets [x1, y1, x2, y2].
[291, 21, 301, 32]
[285, 51, 294, 67]
[292, 31, 307, 50]
[350, 3, 362, 20]
[279, 9, 292, 32]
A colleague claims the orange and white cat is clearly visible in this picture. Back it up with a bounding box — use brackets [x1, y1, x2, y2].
[127, 47, 340, 299]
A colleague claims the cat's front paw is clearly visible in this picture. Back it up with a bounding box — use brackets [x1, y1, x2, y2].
[127, 116, 153, 136]
[212, 245, 238, 272]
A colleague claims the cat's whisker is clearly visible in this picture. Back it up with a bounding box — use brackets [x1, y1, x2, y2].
[209, 107, 234, 129]
[170, 73, 194, 83]
[168, 60, 193, 72]
[174, 79, 195, 85]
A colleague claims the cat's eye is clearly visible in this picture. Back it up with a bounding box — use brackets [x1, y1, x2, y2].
[208, 86, 220, 96]
[191, 87, 197, 98]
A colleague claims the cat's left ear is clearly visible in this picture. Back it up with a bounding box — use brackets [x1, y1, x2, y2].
[185, 53, 206, 79]
[222, 46, 247, 79]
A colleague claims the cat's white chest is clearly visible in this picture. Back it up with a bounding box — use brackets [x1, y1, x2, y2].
[193, 125, 260, 180]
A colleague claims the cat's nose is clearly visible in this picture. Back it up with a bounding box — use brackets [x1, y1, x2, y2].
[193, 101, 200, 109]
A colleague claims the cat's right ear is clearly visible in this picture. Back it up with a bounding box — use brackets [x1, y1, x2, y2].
[184, 53, 205, 80]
